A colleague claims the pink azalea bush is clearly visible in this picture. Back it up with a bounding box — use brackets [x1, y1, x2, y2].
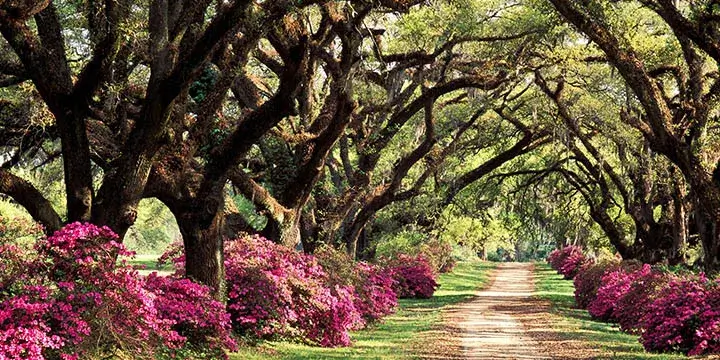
[353, 262, 398, 322]
[613, 267, 674, 334]
[588, 264, 650, 322]
[382, 254, 439, 299]
[561, 251, 720, 356]
[546, 247, 565, 270]
[547, 245, 588, 279]
[145, 273, 237, 357]
[0, 242, 32, 291]
[0, 285, 67, 360]
[162, 236, 402, 347]
[573, 260, 619, 309]
[0, 215, 43, 291]
[314, 247, 398, 324]
[687, 283, 720, 355]
[0, 215, 43, 242]
[157, 240, 184, 270]
[419, 237, 456, 273]
[639, 275, 720, 355]
[559, 251, 590, 280]
[223, 236, 362, 347]
[0, 222, 236, 359]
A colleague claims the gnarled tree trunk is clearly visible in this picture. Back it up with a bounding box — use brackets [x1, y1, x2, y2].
[178, 208, 226, 297]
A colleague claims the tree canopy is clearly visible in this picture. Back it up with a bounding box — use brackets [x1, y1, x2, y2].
[3, 0, 720, 291]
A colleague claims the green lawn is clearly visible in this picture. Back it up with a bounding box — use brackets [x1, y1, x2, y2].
[533, 263, 687, 360]
[125, 254, 174, 273]
[230, 260, 496, 360]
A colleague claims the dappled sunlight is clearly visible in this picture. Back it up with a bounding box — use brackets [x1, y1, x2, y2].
[420, 262, 553, 359]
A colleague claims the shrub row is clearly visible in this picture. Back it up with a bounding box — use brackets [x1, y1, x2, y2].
[547, 245, 589, 279]
[557, 251, 720, 356]
[161, 236, 438, 347]
[0, 221, 441, 358]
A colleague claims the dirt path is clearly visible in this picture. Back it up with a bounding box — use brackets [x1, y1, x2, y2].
[419, 262, 599, 360]
[449, 262, 549, 359]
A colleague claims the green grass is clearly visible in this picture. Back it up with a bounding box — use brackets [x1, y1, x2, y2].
[125, 254, 173, 272]
[230, 260, 496, 360]
[534, 262, 687, 359]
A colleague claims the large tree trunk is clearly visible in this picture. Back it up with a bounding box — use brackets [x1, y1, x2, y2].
[356, 228, 372, 261]
[299, 211, 320, 254]
[177, 207, 226, 298]
[670, 178, 688, 265]
[155, 172, 228, 298]
[589, 207, 633, 259]
[262, 212, 302, 249]
[92, 153, 155, 238]
[684, 167, 720, 270]
[343, 199, 380, 258]
[633, 221, 673, 264]
[58, 110, 94, 222]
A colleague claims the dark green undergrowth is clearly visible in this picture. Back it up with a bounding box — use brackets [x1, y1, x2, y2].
[230, 260, 496, 360]
[534, 262, 687, 359]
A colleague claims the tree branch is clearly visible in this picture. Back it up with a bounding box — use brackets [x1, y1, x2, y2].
[0, 168, 62, 233]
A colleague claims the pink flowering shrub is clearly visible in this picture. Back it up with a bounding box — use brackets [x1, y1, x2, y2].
[640, 276, 720, 354]
[0, 222, 236, 359]
[294, 284, 361, 347]
[0, 285, 66, 360]
[588, 264, 650, 322]
[573, 260, 619, 309]
[382, 254, 439, 299]
[546, 248, 564, 270]
[157, 240, 184, 271]
[353, 262, 398, 322]
[0, 243, 33, 291]
[315, 247, 398, 324]
[559, 251, 590, 280]
[688, 284, 720, 355]
[160, 237, 401, 347]
[37, 222, 133, 281]
[0, 215, 43, 242]
[223, 236, 362, 347]
[145, 273, 237, 357]
[640, 275, 720, 355]
[547, 246, 588, 279]
[614, 267, 674, 334]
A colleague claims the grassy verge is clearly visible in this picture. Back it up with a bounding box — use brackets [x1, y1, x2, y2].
[533, 262, 686, 360]
[230, 260, 496, 360]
